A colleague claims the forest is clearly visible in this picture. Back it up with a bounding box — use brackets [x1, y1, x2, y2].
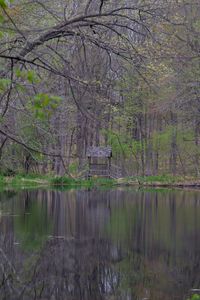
[0, 0, 199, 178]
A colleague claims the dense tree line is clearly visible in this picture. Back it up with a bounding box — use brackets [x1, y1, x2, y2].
[0, 0, 199, 176]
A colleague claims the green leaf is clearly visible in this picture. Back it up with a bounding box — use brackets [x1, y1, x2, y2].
[0, 0, 7, 9]
[0, 78, 11, 92]
[31, 93, 62, 120]
[15, 68, 22, 78]
[15, 69, 40, 83]
[27, 70, 40, 83]
[42, 96, 50, 107]
[16, 83, 26, 92]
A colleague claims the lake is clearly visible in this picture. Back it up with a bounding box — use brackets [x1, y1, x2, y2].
[0, 188, 200, 300]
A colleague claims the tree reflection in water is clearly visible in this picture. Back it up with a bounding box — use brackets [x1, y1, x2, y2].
[0, 188, 200, 300]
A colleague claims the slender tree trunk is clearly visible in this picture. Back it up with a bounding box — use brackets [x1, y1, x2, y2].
[194, 119, 200, 176]
[170, 112, 177, 175]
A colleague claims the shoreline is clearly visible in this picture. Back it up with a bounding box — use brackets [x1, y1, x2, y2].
[1, 175, 200, 190]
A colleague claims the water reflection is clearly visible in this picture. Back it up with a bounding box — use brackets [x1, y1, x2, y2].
[15, 192, 52, 251]
[0, 188, 200, 299]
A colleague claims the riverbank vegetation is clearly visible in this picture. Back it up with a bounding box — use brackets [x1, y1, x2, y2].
[1, 173, 200, 189]
[0, 1, 199, 178]
[188, 295, 200, 300]
[0, 173, 116, 188]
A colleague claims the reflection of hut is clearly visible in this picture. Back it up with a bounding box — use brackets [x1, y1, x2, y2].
[86, 146, 112, 178]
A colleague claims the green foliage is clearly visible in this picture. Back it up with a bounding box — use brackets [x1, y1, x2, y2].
[15, 68, 40, 83]
[0, 0, 7, 9]
[51, 176, 115, 187]
[68, 162, 78, 174]
[27, 70, 38, 83]
[33, 93, 62, 120]
[103, 129, 132, 158]
[187, 294, 200, 300]
[15, 68, 22, 78]
[137, 174, 177, 184]
[0, 175, 5, 185]
[152, 126, 173, 153]
[0, 173, 116, 189]
[0, 78, 11, 92]
[51, 176, 77, 185]
[0, 0, 199, 179]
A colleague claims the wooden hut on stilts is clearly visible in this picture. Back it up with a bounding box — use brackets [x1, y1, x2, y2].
[86, 146, 112, 178]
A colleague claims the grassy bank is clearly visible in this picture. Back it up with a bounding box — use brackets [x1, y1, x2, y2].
[0, 174, 200, 189]
[118, 175, 200, 187]
[0, 174, 116, 189]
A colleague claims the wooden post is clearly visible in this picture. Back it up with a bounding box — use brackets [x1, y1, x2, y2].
[108, 157, 111, 178]
[88, 157, 91, 179]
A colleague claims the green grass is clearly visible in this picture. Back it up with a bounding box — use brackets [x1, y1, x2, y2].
[187, 294, 200, 300]
[0, 173, 199, 190]
[137, 175, 177, 184]
[50, 176, 115, 187]
[0, 173, 116, 189]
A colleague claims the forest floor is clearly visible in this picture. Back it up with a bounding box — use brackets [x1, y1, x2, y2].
[1, 174, 200, 189]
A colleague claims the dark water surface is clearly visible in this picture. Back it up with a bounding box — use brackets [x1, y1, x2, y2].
[0, 188, 200, 300]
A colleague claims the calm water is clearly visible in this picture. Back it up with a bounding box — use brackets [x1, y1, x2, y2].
[0, 188, 200, 300]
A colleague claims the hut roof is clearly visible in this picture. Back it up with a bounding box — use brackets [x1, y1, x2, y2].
[86, 146, 112, 158]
